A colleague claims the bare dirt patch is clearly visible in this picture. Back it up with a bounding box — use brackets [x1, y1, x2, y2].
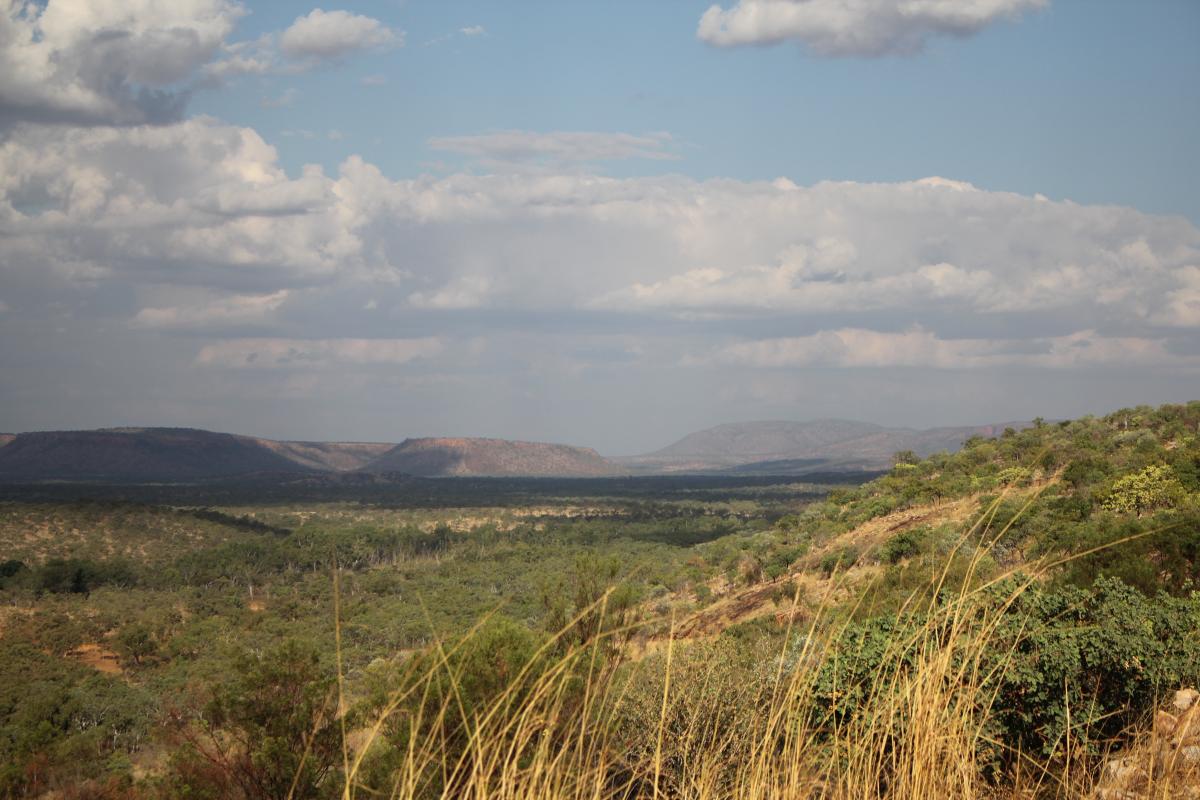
[66, 642, 123, 675]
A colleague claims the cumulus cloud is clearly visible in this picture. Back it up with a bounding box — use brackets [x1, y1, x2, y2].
[279, 9, 400, 62]
[0, 118, 362, 290]
[428, 130, 679, 166]
[697, 0, 1047, 57]
[0, 0, 242, 126]
[1, 118, 1198, 384]
[195, 337, 442, 369]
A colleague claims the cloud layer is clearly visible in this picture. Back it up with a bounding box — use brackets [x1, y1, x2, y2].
[2, 118, 1197, 383]
[697, 0, 1046, 56]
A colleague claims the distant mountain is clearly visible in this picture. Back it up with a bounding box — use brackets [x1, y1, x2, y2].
[0, 428, 397, 483]
[0, 419, 1027, 482]
[254, 439, 394, 472]
[620, 419, 1026, 474]
[362, 437, 619, 477]
[0, 428, 311, 482]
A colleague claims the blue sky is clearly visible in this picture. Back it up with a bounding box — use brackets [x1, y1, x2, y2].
[196, 0, 1200, 222]
[1, 0, 1198, 452]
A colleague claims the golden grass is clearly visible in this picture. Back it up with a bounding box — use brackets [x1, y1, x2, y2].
[316, 487, 1187, 800]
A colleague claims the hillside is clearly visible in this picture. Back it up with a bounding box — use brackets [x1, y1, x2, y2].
[363, 437, 619, 477]
[0, 428, 405, 483]
[0, 428, 314, 482]
[1, 402, 1198, 797]
[255, 439, 394, 472]
[622, 419, 1024, 473]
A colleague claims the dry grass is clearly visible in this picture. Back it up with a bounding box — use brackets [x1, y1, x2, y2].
[307, 489, 1188, 800]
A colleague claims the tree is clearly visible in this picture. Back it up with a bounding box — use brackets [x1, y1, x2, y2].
[116, 624, 156, 666]
[1102, 465, 1186, 516]
[166, 640, 343, 799]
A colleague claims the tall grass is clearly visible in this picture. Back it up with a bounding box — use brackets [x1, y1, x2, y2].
[319, 492, 1185, 800]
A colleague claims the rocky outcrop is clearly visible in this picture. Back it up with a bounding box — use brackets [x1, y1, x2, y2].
[1095, 688, 1200, 799]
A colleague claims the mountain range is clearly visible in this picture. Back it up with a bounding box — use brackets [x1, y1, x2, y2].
[0, 419, 1026, 482]
[617, 419, 1026, 474]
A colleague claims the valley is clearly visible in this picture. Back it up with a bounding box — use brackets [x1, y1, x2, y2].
[1, 402, 1197, 797]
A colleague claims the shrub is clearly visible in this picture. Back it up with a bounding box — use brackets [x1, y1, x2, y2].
[879, 527, 925, 564]
[819, 545, 859, 576]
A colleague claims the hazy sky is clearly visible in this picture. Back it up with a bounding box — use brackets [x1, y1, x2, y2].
[1, 0, 1198, 454]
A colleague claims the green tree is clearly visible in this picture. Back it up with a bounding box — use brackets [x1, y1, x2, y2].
[1102, 464, 1186, 516]
[116, 624, 156, 666]
[166, 640, 342, 800]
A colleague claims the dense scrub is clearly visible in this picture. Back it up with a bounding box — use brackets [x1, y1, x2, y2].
[0, 402, 1198, 797]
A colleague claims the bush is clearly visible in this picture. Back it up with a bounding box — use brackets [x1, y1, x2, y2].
[879, 528, 925, 564]
[819, 546, 859, 576]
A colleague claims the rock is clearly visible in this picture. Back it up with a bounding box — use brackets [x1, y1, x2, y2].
[1156, 709, 1179, 737]
[1181, 745, 1200, 765]
[1103, 756, 1146, 786]
[1175, 706, 1200, 743]
[1175, 688, 1200, 713]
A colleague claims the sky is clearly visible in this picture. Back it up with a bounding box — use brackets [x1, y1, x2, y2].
[0, 0, 1198, 455]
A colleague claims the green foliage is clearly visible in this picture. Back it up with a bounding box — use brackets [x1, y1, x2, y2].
[1, 401, 1199, 792]
[165, 640, 343, 800]
[879, 527, 925, 564]
[0, 642, 154, 796]
[819, 545, 859, 576]
[115, 624, 156, 666]
[33, 558, 137, 596]
[812, 577, 1200, 767]
[1100, 464, 1187, 515]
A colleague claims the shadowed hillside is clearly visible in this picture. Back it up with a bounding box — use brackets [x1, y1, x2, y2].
[255, 439, 394, 472]
[363, 437, 620, 477]
[0, 428, 313, 482]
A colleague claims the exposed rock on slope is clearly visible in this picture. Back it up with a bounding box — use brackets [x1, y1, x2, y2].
[362, 437, 619, 477]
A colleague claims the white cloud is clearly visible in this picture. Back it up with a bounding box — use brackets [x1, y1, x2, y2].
[0, 118, 362, 289]
[428, 130, 679, 165]
[697, 0, 1047, 56]
[0, 0, 242, 126]
[706, 327, 1198, 370]
[195, 337, 443, 369]
[460, 25, 486, 36]
[131, 290, 290, 330]
[1, 118, 1198, 378]
[279, 9, 400, 62]
[1153, 266, 1200, 327]
[360, 73, 387, 87]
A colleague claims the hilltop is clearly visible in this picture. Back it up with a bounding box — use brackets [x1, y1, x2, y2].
[0, 428, 309, 482]
[0, 428, 392, 483]
[621, 418, 1025, 473]
[362, 437, 619, 477]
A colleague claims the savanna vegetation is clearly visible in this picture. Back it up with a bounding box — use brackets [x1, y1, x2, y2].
[1, 402, 1199, 798]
